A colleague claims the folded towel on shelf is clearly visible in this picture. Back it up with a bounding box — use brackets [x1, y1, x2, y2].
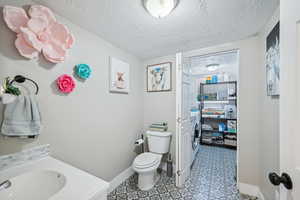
[151, 122, 168, 126]
[149, 125, 168, 129]
[149, 127, 168, 131]
[149, 122, 168, 132]
[1, 95, 42, 137]
[149, 128, 168, 132]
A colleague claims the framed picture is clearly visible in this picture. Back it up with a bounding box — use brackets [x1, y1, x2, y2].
[147, 62, 172, 92]
[109, 56, 130, 93]
[266, 22, 280, 96]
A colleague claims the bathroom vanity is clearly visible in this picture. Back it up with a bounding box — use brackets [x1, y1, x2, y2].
[0, 149, 109, 200]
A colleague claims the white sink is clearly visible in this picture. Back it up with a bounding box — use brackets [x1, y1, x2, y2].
[0, 170, 66, 200]
[0, 156, 109, 200]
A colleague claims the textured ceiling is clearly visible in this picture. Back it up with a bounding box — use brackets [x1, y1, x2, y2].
[33, 0, 279, 60]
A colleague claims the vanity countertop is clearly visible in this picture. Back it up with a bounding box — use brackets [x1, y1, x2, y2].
[0, 156, 109, 200]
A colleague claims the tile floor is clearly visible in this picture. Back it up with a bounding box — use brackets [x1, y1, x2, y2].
[108, 145, 258, 200]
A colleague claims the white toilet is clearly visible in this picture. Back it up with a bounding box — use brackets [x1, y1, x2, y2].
[132, 130, 172, 191]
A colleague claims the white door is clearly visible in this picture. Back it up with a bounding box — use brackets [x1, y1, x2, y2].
[276, 1, 300, 199]
[176, 52, 192, 187]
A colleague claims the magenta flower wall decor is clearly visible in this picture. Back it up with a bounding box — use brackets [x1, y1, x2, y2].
[3, 5, 75, 63]
[57, 74, 75, 94]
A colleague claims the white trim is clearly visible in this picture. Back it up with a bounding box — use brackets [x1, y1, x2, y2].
[108, 166, 135, 193]
[175, 52, 182, 187]
[239, 182, 265, 200]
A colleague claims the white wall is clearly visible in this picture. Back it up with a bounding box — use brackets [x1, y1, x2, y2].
[0, 1, 143, 181]
[143, 55, 176, 159]
[257, 8, 280, 200]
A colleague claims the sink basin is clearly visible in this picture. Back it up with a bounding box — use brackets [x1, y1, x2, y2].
[0, 156, 109, 200]
[0, 170, 66, 200]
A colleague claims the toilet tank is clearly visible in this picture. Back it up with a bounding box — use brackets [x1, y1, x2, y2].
[146, 131, 172, 154]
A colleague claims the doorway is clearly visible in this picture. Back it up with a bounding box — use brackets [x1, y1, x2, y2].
[176, 50, 240, 198]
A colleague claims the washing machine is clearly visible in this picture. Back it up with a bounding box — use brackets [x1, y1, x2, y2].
[190, 110, 200, 165]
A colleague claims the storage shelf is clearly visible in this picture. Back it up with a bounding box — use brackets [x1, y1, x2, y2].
[202, 100, 229, 104]
[202, 129, 223, 133]
[228, 97, 237, 100]
[201, 142, 237, 149]
[201, 97, 237, 103]
[201, 81, 237, 85]
[201, 129, 237, 134]
[202, 117, 237, 120]
[200, 81, 237, 149]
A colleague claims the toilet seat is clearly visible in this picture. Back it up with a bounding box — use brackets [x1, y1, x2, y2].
[133, 153, 161, 169]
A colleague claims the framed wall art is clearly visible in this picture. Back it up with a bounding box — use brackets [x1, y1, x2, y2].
[266, 22, 280, 96]
[109, 57, 130, 94]
[147, 62, 172, 92]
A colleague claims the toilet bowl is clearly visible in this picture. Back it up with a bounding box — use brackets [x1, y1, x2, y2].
[132, 153, 162, 190]
[132, 131, 172, 190]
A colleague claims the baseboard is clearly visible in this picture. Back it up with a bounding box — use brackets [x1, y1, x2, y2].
[239, 182, 265, 200]
[108, 166, 135, 193]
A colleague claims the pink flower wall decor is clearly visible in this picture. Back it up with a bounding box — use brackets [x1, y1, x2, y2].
[3, 5, 75, 63]
[57, 74, 76, 94]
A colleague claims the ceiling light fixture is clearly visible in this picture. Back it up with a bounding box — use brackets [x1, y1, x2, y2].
[143, 0, 179, 18]
[206, 64, 220, 71]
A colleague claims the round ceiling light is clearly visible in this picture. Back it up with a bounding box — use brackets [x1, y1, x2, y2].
[143, 0, 179, 18]
[206, 64, 220, 71]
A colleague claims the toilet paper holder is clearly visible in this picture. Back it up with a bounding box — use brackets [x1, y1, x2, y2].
[135, 139, 144, 146]
[135, 131, 145, 153]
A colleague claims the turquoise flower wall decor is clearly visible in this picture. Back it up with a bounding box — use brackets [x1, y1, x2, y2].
[75, 64, 92, 79]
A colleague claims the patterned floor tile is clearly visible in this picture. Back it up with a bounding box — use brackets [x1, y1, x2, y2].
[108, 145, 258, 200]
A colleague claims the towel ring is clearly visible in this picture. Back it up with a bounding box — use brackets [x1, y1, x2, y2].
[10, 75, 39, 95]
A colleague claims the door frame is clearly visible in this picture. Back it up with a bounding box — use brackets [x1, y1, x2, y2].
[175, 52, 182, 187]
[175, 52, 192, 187]
[175, 49, 240, 186]
[279, 3, 300, 198]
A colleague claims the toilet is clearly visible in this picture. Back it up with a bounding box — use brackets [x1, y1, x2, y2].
[132, 131, 172, 191]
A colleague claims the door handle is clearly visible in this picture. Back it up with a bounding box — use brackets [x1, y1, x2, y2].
[268, 172, 293, 190]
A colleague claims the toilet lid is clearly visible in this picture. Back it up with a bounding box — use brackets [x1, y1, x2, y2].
[134, 153, 160, 168]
